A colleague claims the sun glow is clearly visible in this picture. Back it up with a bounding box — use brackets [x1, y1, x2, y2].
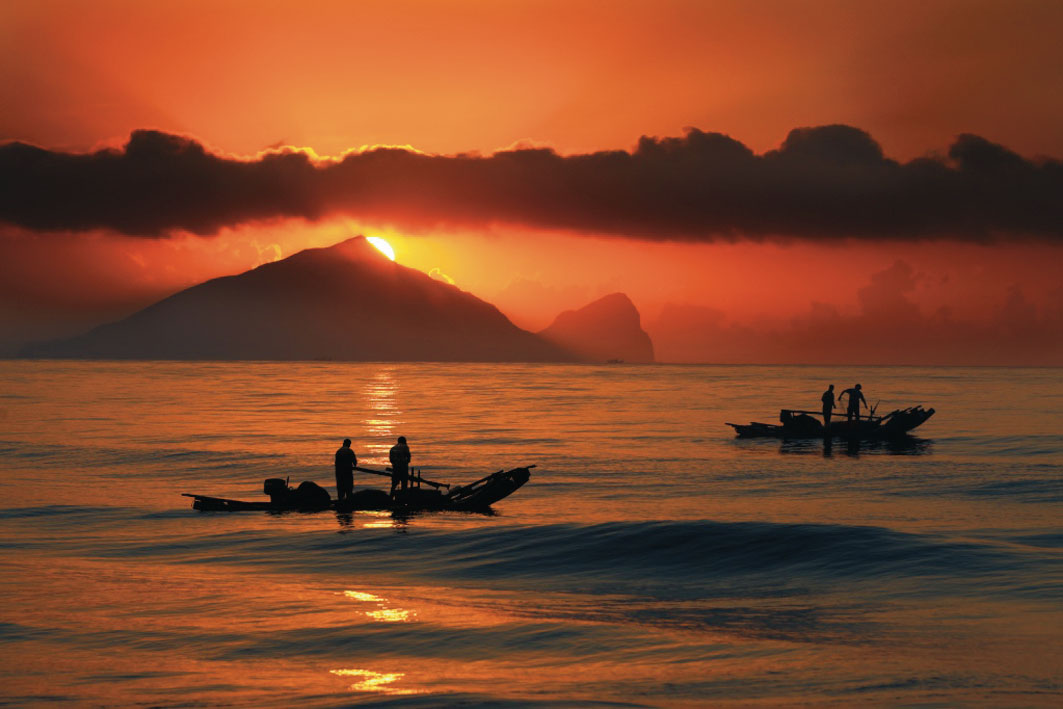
[367, 236, 396, 261]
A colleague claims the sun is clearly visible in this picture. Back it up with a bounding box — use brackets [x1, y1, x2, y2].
[367, 236, 396, 261]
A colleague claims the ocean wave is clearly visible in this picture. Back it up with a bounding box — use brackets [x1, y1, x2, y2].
[879, 474, 1063, 504]
[962, 478, 1063, 503]
[96, 519, 1056, 601]
[935, 434, 1063, 457]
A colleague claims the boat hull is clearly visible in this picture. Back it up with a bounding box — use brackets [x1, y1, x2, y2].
[727, 407, 935, 439]
[185, 466, 533, 513]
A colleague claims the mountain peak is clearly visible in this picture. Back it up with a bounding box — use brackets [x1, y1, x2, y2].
[22, 235, 575, 362]
[328, 235, 380, 258]
[540, 292, 655, 363]
[289, 235, 391, 265]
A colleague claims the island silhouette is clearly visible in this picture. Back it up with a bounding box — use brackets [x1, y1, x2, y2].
[22, 237, 655, 363]
[539, 292, 655, 363]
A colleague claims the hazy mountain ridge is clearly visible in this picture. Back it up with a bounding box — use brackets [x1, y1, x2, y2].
[22, 238, 576, 362]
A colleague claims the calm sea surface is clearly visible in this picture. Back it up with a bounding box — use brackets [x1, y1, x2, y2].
[1, 361, 1061, 707]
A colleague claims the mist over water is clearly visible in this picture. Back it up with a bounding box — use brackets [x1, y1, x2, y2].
[1, 362, 1061, 706]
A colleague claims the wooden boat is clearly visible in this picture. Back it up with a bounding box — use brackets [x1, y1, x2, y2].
[183, 465, 533, 513]
[727, 406, 934, 439]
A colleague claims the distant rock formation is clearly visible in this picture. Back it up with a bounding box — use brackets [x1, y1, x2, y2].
[539, 293, 655, 363]
[23, 237, 575, 362]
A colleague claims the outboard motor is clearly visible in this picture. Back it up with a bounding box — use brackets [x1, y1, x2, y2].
[263, 478, 291, 505]
[262, 477, 330, 509]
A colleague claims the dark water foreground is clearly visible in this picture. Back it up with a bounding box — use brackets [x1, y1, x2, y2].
[1, 362, 1061, 706]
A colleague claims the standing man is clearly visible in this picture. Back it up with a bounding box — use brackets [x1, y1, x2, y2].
[821, 384, 836, 430]
[335, 438, 357, 503]
[839, 384, 868, 423]
[389, 436, 411, 497]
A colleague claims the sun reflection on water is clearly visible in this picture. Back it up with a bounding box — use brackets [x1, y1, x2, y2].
[343, 588, 417, 623]
[362, 368, 401, 440]
[343, 590, 383, 602]
[359, 510, 402, 529]
[329, 668, 417, 694]
[366, 608, 411, 622]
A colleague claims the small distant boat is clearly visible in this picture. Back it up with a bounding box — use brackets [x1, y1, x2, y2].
[183, 465, 533, 513]
[727, 406, 934, 439]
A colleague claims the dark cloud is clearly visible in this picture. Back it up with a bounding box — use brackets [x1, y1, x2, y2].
[1, 125, 1061, 240]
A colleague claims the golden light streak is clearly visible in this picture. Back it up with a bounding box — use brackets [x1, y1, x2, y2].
[329, 668, 417, 694]
[342, 587, 415, 622]
[366, 608, 412, 622]
[343, 590, 384, 602]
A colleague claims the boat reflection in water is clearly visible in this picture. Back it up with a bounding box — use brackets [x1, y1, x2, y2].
[336, 509, 408, 531]
[335, 506, 495, 531]
[778, 435, 933, 457]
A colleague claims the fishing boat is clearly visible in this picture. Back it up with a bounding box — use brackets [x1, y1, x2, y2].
[727, 406, 934, 439]
[183, 465, 533, 513]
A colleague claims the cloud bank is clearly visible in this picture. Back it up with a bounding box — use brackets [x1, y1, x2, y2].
[2, 126, 1061, 240]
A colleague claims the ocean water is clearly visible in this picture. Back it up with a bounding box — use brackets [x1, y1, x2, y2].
[1, 361, 1061, 707]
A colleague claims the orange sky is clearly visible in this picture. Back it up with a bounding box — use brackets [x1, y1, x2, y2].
[1, 0, 1062, 363]
[4, 0, 1063, 159]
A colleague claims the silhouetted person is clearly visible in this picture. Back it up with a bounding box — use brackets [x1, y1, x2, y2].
[840, 384, 867, 423]
[821, 384, 836, 429]
[389, 436, 411, 497]
[335, 438, 357, 502]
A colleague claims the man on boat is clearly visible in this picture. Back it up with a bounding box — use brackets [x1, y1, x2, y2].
[821, 384, 836, 429]
[335, 439, 357, 502]
[839, 384, 867, 423]
[389, 436, 411, 497]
